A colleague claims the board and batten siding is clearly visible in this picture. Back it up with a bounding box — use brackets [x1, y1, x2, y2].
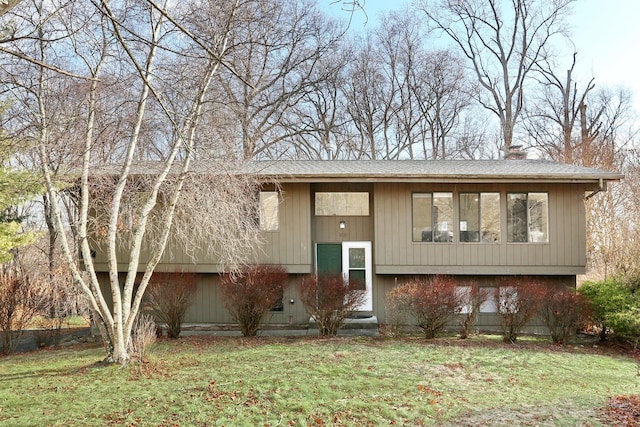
[184, 275, 310, 324]
[310, 182, 374, 244]
[374, 182, 589, 275]
[91, 183, 313, 274]
[255, 183, 312, 273]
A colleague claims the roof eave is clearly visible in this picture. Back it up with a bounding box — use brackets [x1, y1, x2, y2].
[267, 174, 624, 184]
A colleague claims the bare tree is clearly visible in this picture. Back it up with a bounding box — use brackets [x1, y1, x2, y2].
[580, 89, 638, 280]
[412, 50, 475, 159]
[525, 53, 596, 163]
[0, 0, 266, 364]
[518, 48, 638, 280]
[420, 0, 574, 156]
[343, 34, 388, 159]
[285, 42, 355, 160]
[343, 10, 477, 160]
[209, 0, 344, 159]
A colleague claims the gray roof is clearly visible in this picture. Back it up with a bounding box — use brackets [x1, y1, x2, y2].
[96, 159, 623, 184]
[244, 160, 623, 183]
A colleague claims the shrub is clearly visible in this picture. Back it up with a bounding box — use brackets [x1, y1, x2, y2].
[34, 264, 82, 347]
[220, 265, 288, 337]
[579, 278, 640, 342]
[386, 276, 457, 339]
[608, 308, 640, 343]
[0, 271, 45, 354]
[145, 271, 198, 339]
[383, 284, 408, 338]
[298, 274, 365, 337]
[496, 278, 547, 343]
[539, 287, 591, 345]
[455, 284, 492, 339]
[128, 313, 157, 363]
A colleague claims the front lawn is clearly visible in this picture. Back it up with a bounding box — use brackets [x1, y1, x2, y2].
[0, 336, 637, 426]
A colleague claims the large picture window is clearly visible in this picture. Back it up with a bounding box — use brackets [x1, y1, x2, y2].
[507, 193, 548, 242]
[459, 192, 500, 242]
[412, 192, 453, 242]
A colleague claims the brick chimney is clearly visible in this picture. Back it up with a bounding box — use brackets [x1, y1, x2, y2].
[504, 145, 527, 160]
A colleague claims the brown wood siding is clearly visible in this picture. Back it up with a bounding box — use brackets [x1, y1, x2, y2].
[184, 274, 310, 325]
[374, 182, 589, 275]
[255, 183, 312, 271]
[310, 183, 374, 243]
[92, 183, 313, 274]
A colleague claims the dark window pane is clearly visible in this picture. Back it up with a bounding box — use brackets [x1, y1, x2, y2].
[348, 270, 366, 291]
[412, 193, 432, 242]
[507, 193, 528, 242]
[459, 193, 480, 242]
[349, 248, 365, 269]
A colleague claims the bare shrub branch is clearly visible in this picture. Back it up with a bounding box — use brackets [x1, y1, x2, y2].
[128, 313, 157, 363]
[0, 269, 45, 354]
[386, 275, 457, 339]
[455, 283, 492, 339]
[220, 265, 288, 337]
[298, 274, 365, 337]
[145, 271, 198, 339]
[539, 287, 591, 345]
[496, 277, 547, 343]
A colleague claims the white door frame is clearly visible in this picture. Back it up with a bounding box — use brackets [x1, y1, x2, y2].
[341, 241, 373, 311]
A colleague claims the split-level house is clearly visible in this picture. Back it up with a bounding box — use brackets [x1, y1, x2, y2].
[92, 160, 622, 331]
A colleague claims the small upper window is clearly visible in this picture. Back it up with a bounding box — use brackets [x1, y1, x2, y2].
[315, 192, 369, 216]
[507, 193, 548, 242]
[412, 192, 453, 242]
[259, 191, 279, 231]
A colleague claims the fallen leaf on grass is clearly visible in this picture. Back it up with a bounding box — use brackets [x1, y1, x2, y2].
[601, 395, 640, 426]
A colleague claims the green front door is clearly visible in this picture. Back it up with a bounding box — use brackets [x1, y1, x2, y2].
[316, 243, 342, 275]
[315, 242, 373, 312]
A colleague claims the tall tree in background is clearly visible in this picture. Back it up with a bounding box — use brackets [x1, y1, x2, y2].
[210, 0, 344, 159]
[344, 33, 387, 159]
[286, 40, 354, 160]
[524, 51, 639, 279]
[582, 88, 638, 279]
[525, 53, 596, 163]
[343, 9, 477, 160]
[420, 0, 574, 157]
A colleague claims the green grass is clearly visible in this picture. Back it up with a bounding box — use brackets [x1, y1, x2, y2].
[0, 336, 637, 426]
